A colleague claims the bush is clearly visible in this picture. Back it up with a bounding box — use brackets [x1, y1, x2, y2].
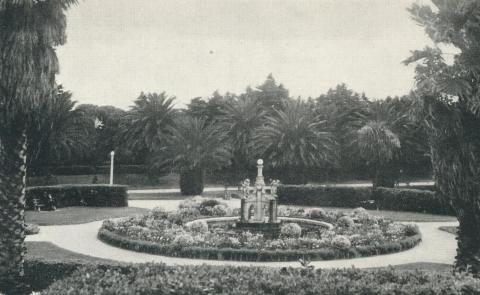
[186, 220, 209, 233]
[373, 187, 454, 215]
[278, 185, 454, 215]
[337, 216, 355, 228]
[25, 223, 40, 235]
[309, 208, 327, 220]
[278, 185, 372, 208]
[25, 184, 128, 210]
[280, 223, 302, 238]
[41, 263, 480, 294]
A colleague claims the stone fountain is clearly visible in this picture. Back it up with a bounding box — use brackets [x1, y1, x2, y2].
[236, 159, 281, 238]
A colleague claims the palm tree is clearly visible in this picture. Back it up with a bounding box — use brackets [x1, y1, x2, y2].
[122, 92, 176, 170]
[27, 86, 92, 176]
[355, 101, 408, 188]
[167, 116, 231, 195]
[220, 95, 266, 179]
[405, 0, 480, 273]
[0, 1, 77, 293]
[254, 99, 335, 184]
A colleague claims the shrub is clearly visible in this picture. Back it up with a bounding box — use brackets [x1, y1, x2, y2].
[278, 185, 372, 208]
[25, 223, 40, 235]
[337, 216, 355, 228]
[186, 220, 209, 233]
[278, 185, 454, 215]
[373, 187, 454, 215]
[41, 263, 480, 294]
[309, 208, 327, 220]
[332, 235, 351, 250]
[25, 184, 128, 210]
[280, 223, 302, 238]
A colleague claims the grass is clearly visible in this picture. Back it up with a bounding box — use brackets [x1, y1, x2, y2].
[25, 206, 148, 226]
[26, 241, 116, 264]
[26, 241, 453, 273]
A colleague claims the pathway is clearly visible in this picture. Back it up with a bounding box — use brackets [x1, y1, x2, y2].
[26, 219, 457, 268]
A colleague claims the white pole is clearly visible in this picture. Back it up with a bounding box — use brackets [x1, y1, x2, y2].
[110, 151, 115, 185]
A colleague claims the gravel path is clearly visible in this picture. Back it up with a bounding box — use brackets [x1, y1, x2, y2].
[26, 218, 457, 268]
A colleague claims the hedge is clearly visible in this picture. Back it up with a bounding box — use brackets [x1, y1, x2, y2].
[23, 259, 128, 292]
[278, 186, 373, 208]
[278, 185, 454, 215]
[97, 228, 421, 262]
[40, 262, 480, 294]
[53, 165, 147, 175]
[373, 187, 454, 215]
[25, 184, 128, 210]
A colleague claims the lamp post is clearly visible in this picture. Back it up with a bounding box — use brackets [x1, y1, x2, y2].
[109, 151, 115, 185]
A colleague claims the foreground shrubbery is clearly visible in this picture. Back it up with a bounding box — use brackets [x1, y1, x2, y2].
[98, 197, 421, 261]
[25, 184, 128, 210]
[41, 263, 480, 295]
[278, 185, 453, 215]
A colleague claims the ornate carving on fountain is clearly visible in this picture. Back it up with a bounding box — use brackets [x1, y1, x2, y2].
[238, 159, 281, 234]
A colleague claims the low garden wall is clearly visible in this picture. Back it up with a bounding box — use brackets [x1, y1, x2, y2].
[278, 185, 454, 215]
[25, 184, 128, 210]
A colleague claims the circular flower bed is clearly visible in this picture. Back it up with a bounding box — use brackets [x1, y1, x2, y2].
[98, 197, 421, 261]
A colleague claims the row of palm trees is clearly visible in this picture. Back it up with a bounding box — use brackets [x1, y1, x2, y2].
[114, 87, 420, 193]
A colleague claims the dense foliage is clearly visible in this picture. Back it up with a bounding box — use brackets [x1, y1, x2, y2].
[405, 0, 480, 273]
[278, 185, 451, 215]
[25, 184, 128, 209]
[40, 263, 480, 295]
[98, 197, 420, 261]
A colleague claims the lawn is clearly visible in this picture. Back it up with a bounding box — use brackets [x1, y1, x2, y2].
[25, 206, 148, 226]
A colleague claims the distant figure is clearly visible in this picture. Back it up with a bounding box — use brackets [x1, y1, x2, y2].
[92, 175, 99, 184]
[46, 193, 56, 211]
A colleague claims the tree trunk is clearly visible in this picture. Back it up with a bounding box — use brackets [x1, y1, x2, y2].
[180, 167, 204, 195]
[0, 131, 28, 294]
[426, 102, 480, 274]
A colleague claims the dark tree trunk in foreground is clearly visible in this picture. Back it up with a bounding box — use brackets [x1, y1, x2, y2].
[0, 131, 28, 294]
[427, 102, 480, 273]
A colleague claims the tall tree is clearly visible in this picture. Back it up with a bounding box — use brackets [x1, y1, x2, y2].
[167, 116, 231, 195]
[405, 0, 480, 273]
[254, 74, 290, 112]
[315, 84, 369, 180]
[122, 92, 176, 169]
[27, 86, 92, 175]
[355, 101, 408, 188]
[0, 1, 77, 293]
[221, 94, 266, 179]
[254, 99, 335, 184]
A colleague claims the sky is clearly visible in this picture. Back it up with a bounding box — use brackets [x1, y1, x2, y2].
[56, 0, 432, 109]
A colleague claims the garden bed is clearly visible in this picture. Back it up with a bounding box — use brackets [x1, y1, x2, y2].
[98, 197, 422, 261]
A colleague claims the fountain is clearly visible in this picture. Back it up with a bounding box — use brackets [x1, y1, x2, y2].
[235, 159, 282, 238]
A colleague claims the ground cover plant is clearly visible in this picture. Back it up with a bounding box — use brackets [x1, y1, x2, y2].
[40, 263, 480, 295]
[99, 197, 421, 261]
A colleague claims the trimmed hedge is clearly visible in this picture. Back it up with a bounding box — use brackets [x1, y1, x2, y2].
[53, 165, 147, 175]
[278, 185, 454, 215]
[41, 262, 480, 294]
[278, 186, 373, 208]
[373, 187, 454, 215]
[23, 259, 128, 292]
[97, 228, 421, 262]
[25, 184, 128, 210]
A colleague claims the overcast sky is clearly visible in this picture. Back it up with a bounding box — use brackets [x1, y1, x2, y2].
[56, 0, 431, 109]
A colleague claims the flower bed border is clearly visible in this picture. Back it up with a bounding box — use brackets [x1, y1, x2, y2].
[97, 226, 422, 262]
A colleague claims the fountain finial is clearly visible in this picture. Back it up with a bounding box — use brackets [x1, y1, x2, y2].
[255, 159, 265, 186]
